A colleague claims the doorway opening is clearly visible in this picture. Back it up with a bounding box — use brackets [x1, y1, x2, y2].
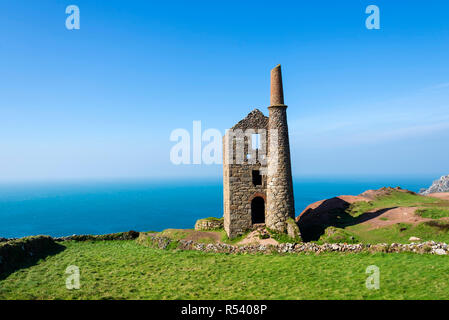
[251, 197, 265, 224]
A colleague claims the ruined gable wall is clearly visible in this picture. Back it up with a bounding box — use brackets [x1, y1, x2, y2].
[223, 109, 269, 238]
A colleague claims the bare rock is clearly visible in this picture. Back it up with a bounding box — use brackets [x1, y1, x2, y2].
[434, 248, 447, 255]
[195, 217, 224, 231]
[420, 175, 449, 195]
[286, 218, 301, 240]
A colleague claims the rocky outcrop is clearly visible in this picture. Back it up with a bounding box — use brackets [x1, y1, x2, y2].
[420, 175, 449, 195]
[286, 218, 301, 240]
[194, 218, 224, 231]
[296, 196, 361, 242]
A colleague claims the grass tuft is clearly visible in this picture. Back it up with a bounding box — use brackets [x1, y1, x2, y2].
[416, 208, 449, 219]
[317, 227, 359, 244]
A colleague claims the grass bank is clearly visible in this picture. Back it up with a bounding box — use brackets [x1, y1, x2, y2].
[0, 240, 448, 300]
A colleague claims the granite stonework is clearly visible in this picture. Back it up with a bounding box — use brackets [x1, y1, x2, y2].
[223, 65, 295, 238]
[223, 110, 269, 238]
[266, 107, 295, 231]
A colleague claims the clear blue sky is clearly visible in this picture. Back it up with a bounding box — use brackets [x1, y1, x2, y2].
[0, 0, 448, 181]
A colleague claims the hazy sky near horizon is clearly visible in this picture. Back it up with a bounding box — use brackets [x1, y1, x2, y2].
[0, 0, 448, 181]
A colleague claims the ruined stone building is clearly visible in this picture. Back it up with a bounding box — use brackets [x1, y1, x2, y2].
[223, 65, 295, 238]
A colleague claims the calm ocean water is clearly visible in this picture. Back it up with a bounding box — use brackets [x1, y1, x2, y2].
[0, 176, 435, 238]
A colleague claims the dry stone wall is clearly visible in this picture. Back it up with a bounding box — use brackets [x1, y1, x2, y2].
[138, 233, 449, 256]
[0, 236, 61, 275]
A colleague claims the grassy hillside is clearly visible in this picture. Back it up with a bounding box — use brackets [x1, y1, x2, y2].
[347, 191, 449, 218]
[344, 221, 449, 244]
[1, 240, 449, 300]
[313, 191, 449, 244]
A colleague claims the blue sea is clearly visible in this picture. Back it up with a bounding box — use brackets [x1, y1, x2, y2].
[0, 176, 434, 238]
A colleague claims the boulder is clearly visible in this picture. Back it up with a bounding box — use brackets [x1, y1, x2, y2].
[286, 218, 301, 240]
[195, 217, 224, 231]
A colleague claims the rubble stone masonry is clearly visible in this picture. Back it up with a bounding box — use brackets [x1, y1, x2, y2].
[223, 65, 295, 238]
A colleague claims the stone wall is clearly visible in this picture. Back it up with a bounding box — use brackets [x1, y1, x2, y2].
[0, 236, 61, 275]
[224, 163, 267, 238]
[223, 109, 269, 238]
[54, 230, 139, 242]
[137, 233, 449, 256]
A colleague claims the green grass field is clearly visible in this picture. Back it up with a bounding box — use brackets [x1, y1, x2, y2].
[2, 191, 449, 300]
[1, 240, 448, 300]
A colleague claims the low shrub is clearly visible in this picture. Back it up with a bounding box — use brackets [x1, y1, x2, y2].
[416, 208, 449, 219]
[318, 226, 359, 244]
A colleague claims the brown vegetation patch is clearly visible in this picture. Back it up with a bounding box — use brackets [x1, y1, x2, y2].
[359, 207, 431, 230]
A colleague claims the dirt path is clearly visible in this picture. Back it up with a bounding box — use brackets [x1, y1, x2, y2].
[426, 192, 449, 201]
[183, 230, 222, 242]
[238, 230, 279, 245]
[357, 207, 432, 230]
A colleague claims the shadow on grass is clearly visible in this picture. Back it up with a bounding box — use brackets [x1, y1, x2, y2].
[298, 197, 396, 242]
[425, 220, 449, 232]
[0, 242, 65, 280]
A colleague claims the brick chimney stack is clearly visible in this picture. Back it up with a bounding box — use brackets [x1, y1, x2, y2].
[270, 64, 285, 106]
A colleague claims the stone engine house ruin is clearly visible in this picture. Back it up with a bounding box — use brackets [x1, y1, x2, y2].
[223, 65, 295, 238]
